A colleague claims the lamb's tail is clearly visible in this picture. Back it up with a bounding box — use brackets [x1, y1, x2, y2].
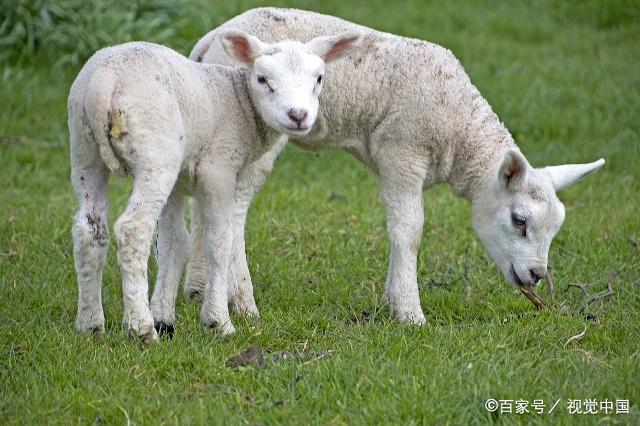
[83, 70, 128, 176]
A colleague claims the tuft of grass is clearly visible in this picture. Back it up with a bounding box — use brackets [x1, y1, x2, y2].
[1, 0, 639, 424]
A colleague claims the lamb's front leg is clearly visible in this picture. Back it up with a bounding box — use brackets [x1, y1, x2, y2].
[183, 178, 257, 314]
[227, 193, 259, 317]
[380, 172, 427, 325]
[196, 169, 237, 335]
[185, 137, 286, 316]
[227, 139, 286, 315]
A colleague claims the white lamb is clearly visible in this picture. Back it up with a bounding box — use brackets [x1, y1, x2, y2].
[178, 8, 605, 325]
[68, 30, 363, 343]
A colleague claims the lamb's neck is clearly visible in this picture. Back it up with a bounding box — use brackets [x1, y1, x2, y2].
[233, 69, 283, 150]
[447, 104, 517, 201]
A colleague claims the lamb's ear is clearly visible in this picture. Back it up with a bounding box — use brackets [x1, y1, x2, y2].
[544, 158, 605, 191]
[219, 30, 266, 64]
[189, 30, 215, 62]
[498, 149, 529, 191]
[305, 31, 363, 63]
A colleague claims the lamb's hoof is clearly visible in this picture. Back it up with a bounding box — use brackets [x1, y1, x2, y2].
[204, 319, 236, 336]
[75, 323, 105, 335]
[129, 328, 159, 348]
[125, 316, 159, 347]
[154, 322, 175, 339]
[230, 299, 260, 318]
[395, 310, 427, 326]
[140, 329, 159, 347]
[383, 292, 427, 326]
[75, 317, 105, 335]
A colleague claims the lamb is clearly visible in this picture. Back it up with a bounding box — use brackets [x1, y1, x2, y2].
[176, 8, 606, 325]
[68, 30, 363, 343]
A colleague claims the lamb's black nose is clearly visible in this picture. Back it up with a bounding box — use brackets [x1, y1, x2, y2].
[530, 269, 543, 283]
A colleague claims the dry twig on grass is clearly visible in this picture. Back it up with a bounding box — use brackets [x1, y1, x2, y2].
[566, 272, 616, 312]
[578, 272, 616, 314]
[518, 267, 555, 309]
[520, 270, 616, 315]
[567, 283, 590, 298]
[300, 350, 335, 366]
[559, 274, 617, 349]
[544, 267, 555, 299]
[518, 285, 547, 309]
[564, 325, 587, 347]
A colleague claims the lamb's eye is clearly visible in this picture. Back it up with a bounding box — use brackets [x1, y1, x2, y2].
[511, 213, 527, 234]
[316, 75, 323, 84]
[257, 76, 267, 84]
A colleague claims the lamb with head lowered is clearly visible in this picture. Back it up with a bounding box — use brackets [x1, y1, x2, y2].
[68, 30, 363, 343]
[179, 7, 605, 325]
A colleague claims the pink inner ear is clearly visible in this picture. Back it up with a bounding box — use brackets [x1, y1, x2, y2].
[504, 159, 523, 184]
[325, 37, 357, 62]
[229, 36, 252, 61]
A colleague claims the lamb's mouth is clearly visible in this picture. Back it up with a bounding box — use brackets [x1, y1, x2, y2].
[511, 265, 525, 286]
[283, 125, 310, 132]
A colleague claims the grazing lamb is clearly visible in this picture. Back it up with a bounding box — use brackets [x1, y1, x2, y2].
[68, 30, 363, 343]
[177, 8, 606, 325]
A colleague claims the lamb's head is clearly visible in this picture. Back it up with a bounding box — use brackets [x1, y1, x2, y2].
[220, 30, 362, 138]
[472, 149, 604, 286]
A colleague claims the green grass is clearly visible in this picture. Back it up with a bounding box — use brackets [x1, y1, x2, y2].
[1, 0, 639, 424]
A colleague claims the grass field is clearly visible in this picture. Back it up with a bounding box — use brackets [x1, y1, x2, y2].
[1, 0, 639, 424]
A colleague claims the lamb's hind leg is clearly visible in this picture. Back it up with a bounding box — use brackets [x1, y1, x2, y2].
[379, 167, 427, 325]
[184, 202, 206, 300]
[150, 185, 190, 337]
[71, 160, 110, 334]
[115, 165, 180, 345]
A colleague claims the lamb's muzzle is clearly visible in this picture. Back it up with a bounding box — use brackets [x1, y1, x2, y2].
[287, 108, 308, 128]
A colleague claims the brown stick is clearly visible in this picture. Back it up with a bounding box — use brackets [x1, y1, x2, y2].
[579, 272, 615, 313]
[567, 283, 590, 298]
[516, 264, 553, 309]
[544, 268, 555, 299]
[519, 285, 547, 309]
[521, 270, 616, 313]
[588, 272, 615, 303]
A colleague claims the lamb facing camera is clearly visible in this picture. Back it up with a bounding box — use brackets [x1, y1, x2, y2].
[68, 30, 363, 343]
[184, 8, 605, 324]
